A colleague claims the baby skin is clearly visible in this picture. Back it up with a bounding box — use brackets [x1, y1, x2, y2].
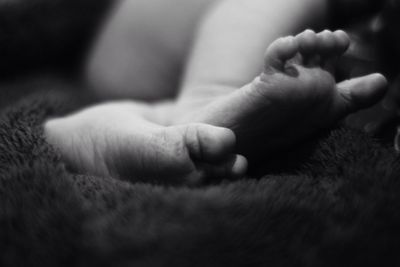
[175, 30, 387, 154]
[45, 30, 387, 185]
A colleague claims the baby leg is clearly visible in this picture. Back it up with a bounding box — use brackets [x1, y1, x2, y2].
[179, 0, 329, 96]
[86, 0, 329, 102]
[85, 0, 217, 101]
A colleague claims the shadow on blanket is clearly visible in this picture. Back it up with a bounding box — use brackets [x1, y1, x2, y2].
[1, 93, 400, 266]
[1, 0, 400, 266]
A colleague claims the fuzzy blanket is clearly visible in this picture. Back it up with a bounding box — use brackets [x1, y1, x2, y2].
[1, 0, 400, 266]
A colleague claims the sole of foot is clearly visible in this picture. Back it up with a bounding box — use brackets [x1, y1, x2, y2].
[175, 29, 388, 155]
[45, 102, 247, 185]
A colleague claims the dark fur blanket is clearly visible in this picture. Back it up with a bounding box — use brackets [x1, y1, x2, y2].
[1, 0, 400, 266]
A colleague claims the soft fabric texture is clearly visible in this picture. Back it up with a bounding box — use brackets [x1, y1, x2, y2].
[2, 91, 400, 266]
[1, 0, 400, 266]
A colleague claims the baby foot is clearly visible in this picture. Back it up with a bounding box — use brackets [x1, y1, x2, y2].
[176, 30, 388, 154]
[45, 102, 247, 185]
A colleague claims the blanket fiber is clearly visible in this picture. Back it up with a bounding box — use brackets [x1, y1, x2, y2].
[1, 0, 400, 266]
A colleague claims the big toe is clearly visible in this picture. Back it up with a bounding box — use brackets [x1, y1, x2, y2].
[336, 73, 388, 113]
[180, 123, 235, 161]
[179, 123, 248, 180]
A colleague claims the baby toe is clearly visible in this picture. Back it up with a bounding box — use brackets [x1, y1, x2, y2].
[264, 36, 298, 71]
[333, 30, 350, 55]
[316, 30, 350, 71]
[316, 30, 337, 56]
[296, 29, 317, 56]
[181, 123, 236, 162]
[336, 73, 388, 114]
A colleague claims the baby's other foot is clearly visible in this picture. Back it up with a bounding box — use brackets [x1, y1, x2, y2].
[45, 102, 247, 185]
[177, 30, 388, 154]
